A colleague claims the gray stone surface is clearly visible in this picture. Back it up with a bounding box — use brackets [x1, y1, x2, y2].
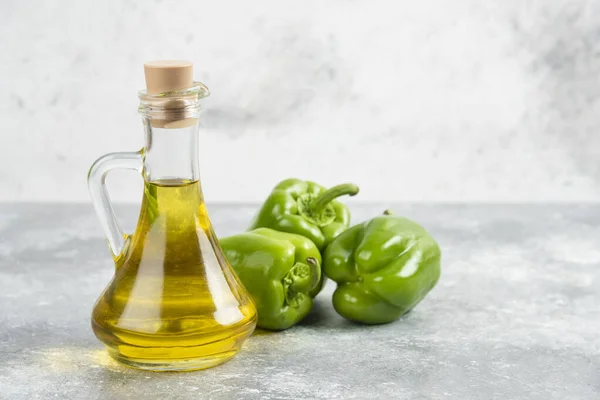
[0, 203, 599, 399]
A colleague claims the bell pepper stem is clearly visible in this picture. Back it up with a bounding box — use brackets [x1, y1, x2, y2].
[305, 257, 320, 293]
[288, 257, 321, 294]
[311, 184, 359, 214]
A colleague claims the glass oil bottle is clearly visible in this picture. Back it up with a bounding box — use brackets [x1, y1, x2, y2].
[87, 60, 257, 371]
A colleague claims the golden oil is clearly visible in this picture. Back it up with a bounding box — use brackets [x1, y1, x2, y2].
[91, 179, 257, 371]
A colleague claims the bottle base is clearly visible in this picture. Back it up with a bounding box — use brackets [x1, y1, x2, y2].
[108, 348, 238, 372]
[93, 311, 257, 372]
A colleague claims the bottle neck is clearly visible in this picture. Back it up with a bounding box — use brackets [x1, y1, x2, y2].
[137, 81, 209, 184]
[142, 119, 199, 183]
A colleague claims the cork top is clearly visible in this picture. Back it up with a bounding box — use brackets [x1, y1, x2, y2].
[144, 60, 193, 94]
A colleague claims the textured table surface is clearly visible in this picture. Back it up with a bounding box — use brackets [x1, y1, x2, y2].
[0, 203, 598, 400]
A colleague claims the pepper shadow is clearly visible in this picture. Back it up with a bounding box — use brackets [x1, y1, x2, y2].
[298, 295, 413, 330]
[296, 297, 339, 327]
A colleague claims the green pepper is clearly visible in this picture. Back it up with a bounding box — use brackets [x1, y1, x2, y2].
[248, 179, 359, 252]
[323, 211, 441, 325]
[220, 228, 322, 331]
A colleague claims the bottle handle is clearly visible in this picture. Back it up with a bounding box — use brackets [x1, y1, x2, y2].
[87, 151, 144, 259]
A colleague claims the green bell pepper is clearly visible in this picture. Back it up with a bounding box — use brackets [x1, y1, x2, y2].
[220, 228, 322, 331]
[248, 178, 359, 251]
[323, 211, 441, 324]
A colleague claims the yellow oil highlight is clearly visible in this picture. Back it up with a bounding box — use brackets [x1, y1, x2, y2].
[91, 179, 257, 371]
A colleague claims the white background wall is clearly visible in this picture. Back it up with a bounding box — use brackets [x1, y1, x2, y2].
[1, 0, 600, 203]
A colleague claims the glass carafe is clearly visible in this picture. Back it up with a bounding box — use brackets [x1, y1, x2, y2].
[87, 61, 257, 371]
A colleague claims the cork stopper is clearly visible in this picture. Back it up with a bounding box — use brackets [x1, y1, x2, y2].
[140, 60, 200, 129]
[144, 60, 193, 94]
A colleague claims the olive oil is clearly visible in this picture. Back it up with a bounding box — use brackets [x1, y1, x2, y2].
[91, 179, 257, 371]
